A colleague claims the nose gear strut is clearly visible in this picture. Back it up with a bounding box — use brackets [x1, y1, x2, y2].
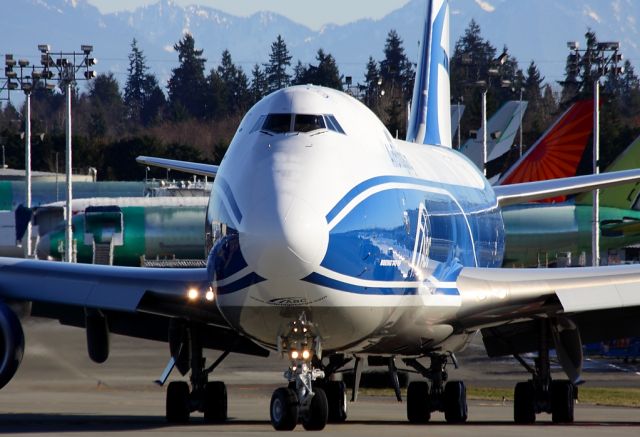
[270, 315, 328, 431]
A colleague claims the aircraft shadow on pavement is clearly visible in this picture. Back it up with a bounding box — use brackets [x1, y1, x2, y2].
[2, 414, 640, 432]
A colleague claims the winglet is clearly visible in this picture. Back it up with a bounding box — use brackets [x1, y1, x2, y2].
[406, 0, 451, 147]
[136, 156, 218, 178]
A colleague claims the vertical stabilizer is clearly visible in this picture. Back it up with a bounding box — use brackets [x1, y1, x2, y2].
[459, 100, 528, 170]
[406, 0, 451, 147]
[497, 99, 594, 202]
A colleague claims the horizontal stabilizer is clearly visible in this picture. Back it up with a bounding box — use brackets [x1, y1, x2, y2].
[494, 169, 640, 206]
[137, 156, 218, 178]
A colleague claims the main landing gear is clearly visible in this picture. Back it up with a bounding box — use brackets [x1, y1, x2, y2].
[270, 316, 347, 431]
[163, 321, 229, 424]
[512, 320, 576, 424]
[404, 354, 468, 424]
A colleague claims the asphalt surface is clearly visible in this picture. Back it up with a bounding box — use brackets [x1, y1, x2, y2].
[0, 318, 639, 436]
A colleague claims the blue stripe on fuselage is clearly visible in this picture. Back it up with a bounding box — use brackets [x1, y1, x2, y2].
[302, 272, 460, 296]
[325, 175, 492, 225]
[217, 177, 243, 224]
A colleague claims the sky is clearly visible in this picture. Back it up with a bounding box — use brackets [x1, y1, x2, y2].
[87, 0, 413, 30]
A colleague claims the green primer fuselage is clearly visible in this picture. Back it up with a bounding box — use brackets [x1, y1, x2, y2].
[42, 205, 206, 266]
[503, 202, 640, 267]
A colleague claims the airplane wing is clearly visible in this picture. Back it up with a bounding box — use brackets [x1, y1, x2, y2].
[455, 264, 640, 367]
[136, 156, 218, 178]
[0, 257, 268, 357]
[494, 168, 640, 206]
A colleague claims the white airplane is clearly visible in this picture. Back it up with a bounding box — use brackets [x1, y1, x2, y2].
[3, 0, 640, 431]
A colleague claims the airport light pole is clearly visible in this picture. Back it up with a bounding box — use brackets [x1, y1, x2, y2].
[39, 44, 97, 262]
[566, 40, 623, 266]
[3, 54, 55, 257]
[518, 87, 524, 157]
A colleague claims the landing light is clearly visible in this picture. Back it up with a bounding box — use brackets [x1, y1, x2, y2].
[290, 350, 299, 360]
[302, 350, 311, 360]
[187, 288, 199, 301]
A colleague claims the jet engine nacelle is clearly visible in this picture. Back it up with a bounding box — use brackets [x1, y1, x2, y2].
[0, 301, 25, 389]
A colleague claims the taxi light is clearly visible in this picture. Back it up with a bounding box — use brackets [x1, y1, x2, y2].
[302, 350, 311, 360]
[205, 288, 215, 302]
[290, 350, 299, 360]
[187, 288, 199, 301]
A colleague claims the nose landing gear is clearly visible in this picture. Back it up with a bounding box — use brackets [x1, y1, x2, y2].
[270, 317, 329, 431]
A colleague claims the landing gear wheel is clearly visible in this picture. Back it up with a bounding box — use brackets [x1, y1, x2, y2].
[270, 387, 299, 431]
[325, 381, 347, 423]
[551, 380, 575, 423]
[514, 381, 536, 424]
[407, 381, 431, 423]
[444, 381, 468, 423]
[203, 381, 227, 423]
[302, 387, 329, 431]
[166, 381, 190, 423]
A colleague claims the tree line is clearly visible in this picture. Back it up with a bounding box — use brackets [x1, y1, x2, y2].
[1, 21, 639, 180]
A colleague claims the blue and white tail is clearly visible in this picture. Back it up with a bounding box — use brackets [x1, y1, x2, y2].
[406, 0, 451, 147]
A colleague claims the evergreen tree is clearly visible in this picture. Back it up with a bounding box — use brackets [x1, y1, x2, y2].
[379, 30, 414, 99]
[140, 74, 166, 126]
[216, 50, 250, 114]
[86, 73, 124, 138]
[363, 56, 381, 109]
[167, 33, 208, 120]
[264, 35, 292, 92]
[291, 60, 308, 85]
[291, 50, 342, 90]
[124, 39, 148, 123]
[522, 61, 547, 140]
[313, 49, 342, 90]
[250, 64, 268, 104]
[450, 19, 498, 136]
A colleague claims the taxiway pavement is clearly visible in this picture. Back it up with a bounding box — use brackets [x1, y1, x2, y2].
[1, 318, 639, 436]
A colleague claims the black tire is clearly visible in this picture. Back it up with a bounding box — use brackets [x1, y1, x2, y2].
[514, 381, 536, 424]
[166, 381, 190, 424]
[270, 387, 299, 431]
[407, 381, 431, 423]
[325, 381, 348, 423]
[551, 380, 575, 423]
[302, 387, 329, 431]
[444, 381, 468, 423]
[203, 381, 227, 423]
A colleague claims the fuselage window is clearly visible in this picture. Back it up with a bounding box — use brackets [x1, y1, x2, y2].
[294, 114, 325, 132]
[263, 113, 292, 133]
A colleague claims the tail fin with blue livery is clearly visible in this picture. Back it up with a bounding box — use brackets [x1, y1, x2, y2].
[406, 0, 451, 147]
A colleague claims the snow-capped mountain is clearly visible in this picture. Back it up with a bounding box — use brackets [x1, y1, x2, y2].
[1, 0, 638, 94]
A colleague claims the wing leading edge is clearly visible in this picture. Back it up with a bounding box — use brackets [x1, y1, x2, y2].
[136, 156, 218, 178]
[455, 264, 640, 328]
[494, 168, 640, 206]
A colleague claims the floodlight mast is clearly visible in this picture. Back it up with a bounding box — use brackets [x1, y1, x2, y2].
[37, 44, 97, 262]
[566, 40, 623, 267]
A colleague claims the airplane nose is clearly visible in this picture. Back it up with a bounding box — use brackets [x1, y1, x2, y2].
[240, 196, 328, 279]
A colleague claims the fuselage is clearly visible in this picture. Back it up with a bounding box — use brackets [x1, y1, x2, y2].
[206, 85, 504, 355]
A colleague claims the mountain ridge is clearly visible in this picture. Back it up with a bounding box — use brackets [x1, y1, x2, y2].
[1, 0, 637, 94]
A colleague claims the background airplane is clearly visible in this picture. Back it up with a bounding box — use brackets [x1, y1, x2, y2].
[458, 100, 528, 174]
[2, 0, 640, 432]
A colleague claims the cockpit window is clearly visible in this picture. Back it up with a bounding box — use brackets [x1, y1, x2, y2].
[294, 114, 325, 133]
[259, 113, 345, 135]
[250, 115, 266, 133]
[324, 115, 345, 134]
[262, 113, 292, 133]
